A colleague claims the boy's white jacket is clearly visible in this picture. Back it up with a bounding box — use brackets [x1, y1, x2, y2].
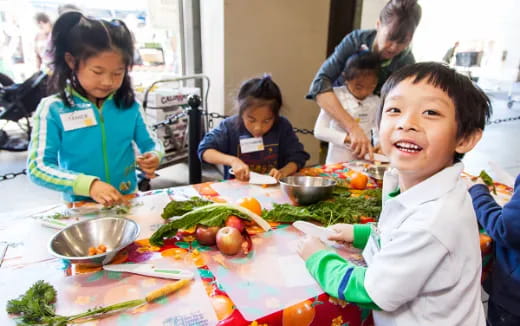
[367, 163, 485, 325]
[27, 92, 163, 202]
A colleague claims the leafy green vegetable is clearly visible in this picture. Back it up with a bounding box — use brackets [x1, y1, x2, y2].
[6, 280, 61, 324]
[262, 188, 382, 226]
[261, 204, 320, 223]
[6, 280, 187, 325]
[479, 170, 497, 195]
[150, 203, 251, 246]
[48, 211, 71, 220]
[150, 189, 381, 246]
[161, 197, 212, 220]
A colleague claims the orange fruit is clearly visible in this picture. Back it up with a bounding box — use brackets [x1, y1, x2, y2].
[282, 299, 315, 326]
[211, 295, 235, 320]
[237, 197, 262, 215]
[480, 233, 492, 254]
[344, 170, 368, 190]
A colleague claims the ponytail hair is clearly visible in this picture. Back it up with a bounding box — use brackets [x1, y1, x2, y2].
[237, 74, 283, 120]
[49, 11, 135, 108]
[379, 0, 422, 43]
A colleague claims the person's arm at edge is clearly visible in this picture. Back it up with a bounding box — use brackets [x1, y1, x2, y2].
[469, 175, 520, 248]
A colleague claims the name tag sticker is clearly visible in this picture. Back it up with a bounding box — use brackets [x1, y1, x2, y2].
[240, 137, 264, 154]
[357, 113, 370, 124]
[60, 109, 97, 131]
[362, 225, 381, 266]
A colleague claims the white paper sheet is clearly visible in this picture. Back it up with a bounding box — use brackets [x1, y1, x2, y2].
[277, 254, 318, 287]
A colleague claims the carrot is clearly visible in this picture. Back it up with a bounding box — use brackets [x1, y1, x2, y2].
[145, 279, 190, 303]
[88, 247, 97, 256]
[97, 244, 107, 253]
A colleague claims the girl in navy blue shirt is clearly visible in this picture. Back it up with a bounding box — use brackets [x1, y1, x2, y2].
[198, 75, 309, 181]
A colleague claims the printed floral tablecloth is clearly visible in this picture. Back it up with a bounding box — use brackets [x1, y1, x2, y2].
[3, 161, 510, 325]
[1, 162, 376, 326]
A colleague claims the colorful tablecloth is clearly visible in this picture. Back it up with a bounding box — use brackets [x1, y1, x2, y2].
[2, 161, 512, 325]
[1, 162, 377, 326]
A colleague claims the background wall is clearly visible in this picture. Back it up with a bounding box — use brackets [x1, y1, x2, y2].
[360, 0, 386, 30]
[201, 0, 330, 165]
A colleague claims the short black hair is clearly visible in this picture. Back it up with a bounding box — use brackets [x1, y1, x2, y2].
[377, 62, 492, 161]
[343, 51, 380, 81]
[237, 74, 283, 120]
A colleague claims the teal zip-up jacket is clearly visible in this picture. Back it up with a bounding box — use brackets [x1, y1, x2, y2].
[27, 91, 164, 202]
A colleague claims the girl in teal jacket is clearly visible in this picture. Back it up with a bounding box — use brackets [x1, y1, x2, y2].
[27, 12, 163, 205]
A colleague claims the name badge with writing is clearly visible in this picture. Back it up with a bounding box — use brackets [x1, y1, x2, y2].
[240, 137, 264, 154]
[60, 109, 97, 131]
[356, 112, 370, 124]
[362, 225, 381, 266]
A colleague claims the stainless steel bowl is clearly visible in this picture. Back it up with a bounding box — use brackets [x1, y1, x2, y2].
[49, 217, 140, 266]
[363, 165, 388, 180]
[279, 176, 337, 205]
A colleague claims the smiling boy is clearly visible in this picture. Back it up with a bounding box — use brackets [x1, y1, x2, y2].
[298, 62, 491, 325]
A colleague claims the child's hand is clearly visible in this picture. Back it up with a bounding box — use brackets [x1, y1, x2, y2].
[327, 223, 354, 243]
[89, 180, 123, 206]
[231, 158, 250, 181]
[463, 176, 487, 189]
[297, 236, 327, 261]
[269, 168, 283, 180]
[137, 152, 160, 178]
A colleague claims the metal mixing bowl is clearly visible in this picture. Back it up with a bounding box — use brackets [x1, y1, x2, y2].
[49, 217, 140, 266]
[280, 176, 337, 205]
[363, 165, 388, 180]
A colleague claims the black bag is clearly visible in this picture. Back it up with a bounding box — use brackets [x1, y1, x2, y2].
[0, 71, 48, 122]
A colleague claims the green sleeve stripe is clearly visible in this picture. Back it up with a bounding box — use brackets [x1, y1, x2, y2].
[305, 250, 380, 310]
[353, 224, 372, 249]
[337, 267, 354, 300]
[345, 267, 380, 310]
[27, 98, 78, 189]
[151, 150, 164, 162]
[73, 174, 98, 196]
[28, 161, 75, 188]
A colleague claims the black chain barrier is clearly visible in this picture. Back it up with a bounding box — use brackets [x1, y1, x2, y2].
[151, 111, 188, 131]
[0, 169, 26, 182]
[2, 112, 518, 182]
[488, 115, 520, 124]
[203, 111, 315, 135]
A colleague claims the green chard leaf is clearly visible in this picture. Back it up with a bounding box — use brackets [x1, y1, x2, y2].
[479, 170, 497, 195]
[150, 203, 251, 246]
[161, 197, 212, 219]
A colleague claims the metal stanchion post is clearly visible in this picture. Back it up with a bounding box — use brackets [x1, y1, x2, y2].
[187, 95, 202, 184]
